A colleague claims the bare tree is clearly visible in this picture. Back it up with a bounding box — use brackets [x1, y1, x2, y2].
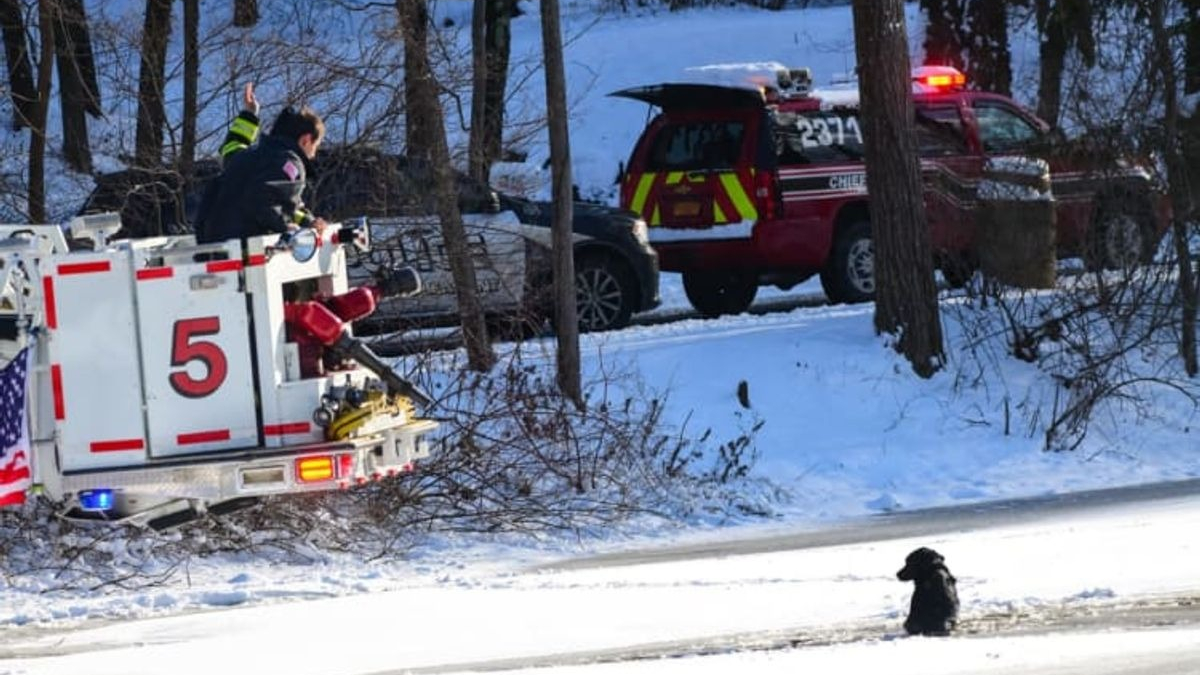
[468, 0, 488, 183]
[1150, 0, 1198, 375]
[540, 0, 581, 404]
[233, 0, 258, 28]
[28, 0, 54, 223]
[133, 0, 171, 167]
[398, 0, 496, 372]
[53, 0, 98, 173]
[403, 0, 431, 161]
[1034, 0, 1096, 127]
[480, 0, 518, 169]
[1186, 0, 1200, 94]
[0, 0, 36, 129]
[851, 0, 945, 377]
[179, 0, 198, 178]
[964, 0, 1013, 95]
[919, 0, 967, 70]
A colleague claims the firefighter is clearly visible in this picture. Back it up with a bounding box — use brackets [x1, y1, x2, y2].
[196, 83, 328, 244]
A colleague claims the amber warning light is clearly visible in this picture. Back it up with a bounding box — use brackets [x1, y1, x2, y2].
[912, 66, 966, 92]
[296, 455, 336, 483]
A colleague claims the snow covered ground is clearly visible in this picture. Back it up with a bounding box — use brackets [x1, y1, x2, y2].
[4, 2, 1200, 673]
[3, 278, 1200, 673]
[2, 476, 1199, 674]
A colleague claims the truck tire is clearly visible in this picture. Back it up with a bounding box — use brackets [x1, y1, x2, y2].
[1085, 193, 1156, 270]
[683, 270, 757, 318]
[821, 219, 875, 304]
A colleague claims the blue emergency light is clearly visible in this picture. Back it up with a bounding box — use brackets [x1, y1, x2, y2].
[79, 489, 114, 512]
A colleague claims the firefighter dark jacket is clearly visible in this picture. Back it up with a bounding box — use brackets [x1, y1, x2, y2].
[196, 111, 316, 244]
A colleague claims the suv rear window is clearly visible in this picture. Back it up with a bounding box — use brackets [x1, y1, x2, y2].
[647, 121, 745, 171]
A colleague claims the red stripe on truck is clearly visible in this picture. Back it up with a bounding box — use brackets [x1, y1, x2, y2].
[90, 438, 145, 453]
[177, 429, 231, 445]
[50, 364, 64, 420]
[264, 422, 312, 436]
[57, 261, 111, 275]
[42, 277, 56, 329]
[136, 267, 174, 280]
[205, 260, 242, 274]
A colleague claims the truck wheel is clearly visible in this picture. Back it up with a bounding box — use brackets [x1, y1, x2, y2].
[821, 219, 875, 304]
[1085, 194, 1155, 270]
[575, 252, 636, 332]
[683, 270, 757, 318]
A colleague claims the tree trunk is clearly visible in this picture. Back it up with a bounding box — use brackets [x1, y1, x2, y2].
[1150, 0, 1198, 376]
[1034, 0, 1094, 128]
[53, 0, 93, 173]
[1186, 0, 1200, 94]
[0, 0, 36, 129]
[233, 0, 258, 28]
[851, 0, 945, 378]
[134, 0, 172, 168]
[481, 0, 517, 168]
[28, 0, 54, 223]
[402, 0, 431, 162]
[180, 0, 198, 180]
[398, 0, 496, 372]
[56, 0, 98, 115]
[540, 0, 581, 405]
[919, 0, 966, 71]
[468, 0, 488, 184]
[1035, 0, 1067, 127]
[964, 0, 1012, 96]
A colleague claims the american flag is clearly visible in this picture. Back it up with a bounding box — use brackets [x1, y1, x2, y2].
[0, 346, 31, 506]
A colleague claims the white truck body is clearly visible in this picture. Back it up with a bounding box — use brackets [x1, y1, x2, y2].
[0, 217, 436, 525]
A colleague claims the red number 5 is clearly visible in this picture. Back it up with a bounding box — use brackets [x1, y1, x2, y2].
[169, 317, 228, 398]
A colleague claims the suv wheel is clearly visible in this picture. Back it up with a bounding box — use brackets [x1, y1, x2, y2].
[821, 219, 875, 304]
[575, 252, 636, 332]
[1086, 195, 1155, 270]
[683, 270, 757, 318]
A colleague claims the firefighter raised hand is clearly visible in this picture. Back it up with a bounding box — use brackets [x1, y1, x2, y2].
[242, 82, 260, 116]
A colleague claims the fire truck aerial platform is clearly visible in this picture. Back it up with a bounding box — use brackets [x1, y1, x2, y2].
[0, 213, 437, 529]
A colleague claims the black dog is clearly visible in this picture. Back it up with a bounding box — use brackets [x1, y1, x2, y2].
[897, 547, 959, 636]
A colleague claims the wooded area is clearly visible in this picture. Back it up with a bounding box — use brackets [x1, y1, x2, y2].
[1, 0, 1200, 381]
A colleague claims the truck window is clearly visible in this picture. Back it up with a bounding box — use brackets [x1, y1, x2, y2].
[974, 103, 1041, 153]
[771, 109, 863, 164]
[647, 121, 745, 171]
[915, 106, 967, 156]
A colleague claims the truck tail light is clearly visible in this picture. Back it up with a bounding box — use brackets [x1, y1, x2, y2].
[337, 454, 355, 479]
[296, 456, 335, 483]
[754, 171, 779, 222]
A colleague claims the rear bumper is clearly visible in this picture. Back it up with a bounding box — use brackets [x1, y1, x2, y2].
[633, 246, 661, 311]
[48, 419, 438, 511]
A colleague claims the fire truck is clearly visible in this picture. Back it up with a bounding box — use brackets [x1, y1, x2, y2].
[0, 214, 437, 528]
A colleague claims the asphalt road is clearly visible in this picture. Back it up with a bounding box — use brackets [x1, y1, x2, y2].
[536, 477, 1200, 572]
[396, 478, 1200, 675]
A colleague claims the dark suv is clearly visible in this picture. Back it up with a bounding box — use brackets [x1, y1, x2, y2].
[79, 148, 660, 333]
[614, 64, 1167, 316]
